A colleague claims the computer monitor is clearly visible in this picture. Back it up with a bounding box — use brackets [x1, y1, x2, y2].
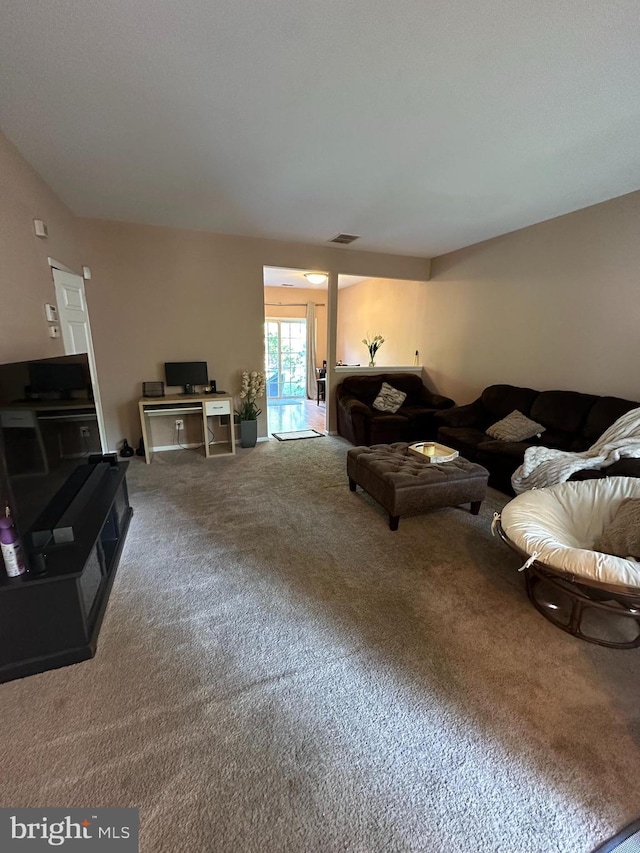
[164, 361, 208, 395]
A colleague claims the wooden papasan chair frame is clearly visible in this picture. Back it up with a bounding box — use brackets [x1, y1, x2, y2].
[494, 478, 640, 649]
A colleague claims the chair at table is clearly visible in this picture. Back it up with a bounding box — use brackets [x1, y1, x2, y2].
[316, 367, 326, 405]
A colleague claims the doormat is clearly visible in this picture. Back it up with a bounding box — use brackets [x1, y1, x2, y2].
[593, 818, 640, 852]
[272, 429, 325, 441]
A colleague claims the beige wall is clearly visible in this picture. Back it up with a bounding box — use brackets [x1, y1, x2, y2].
[8, 119, 639, 447]
[337, 278, 429, 368]
[264, 286, 328, 364]
[80, 220, 430, 449]
[428, 190, 640, 405]
[0, 127, 430, 450]
[0, 130, 84, 364]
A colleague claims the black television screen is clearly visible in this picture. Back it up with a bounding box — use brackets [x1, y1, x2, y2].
[29, 361, 86, 395]
[164, 361, 208, 394]
[0, 354, 100, 546]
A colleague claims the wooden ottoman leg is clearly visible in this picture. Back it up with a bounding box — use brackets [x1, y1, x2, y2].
[389, 514, 400, 531]
[349, 477, 357, 492]
[470, 500, 482, 515]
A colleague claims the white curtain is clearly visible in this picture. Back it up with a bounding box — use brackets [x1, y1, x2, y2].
[305, 302, 318, 400]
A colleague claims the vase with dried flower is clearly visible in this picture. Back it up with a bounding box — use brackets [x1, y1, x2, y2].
[362, 334, 385, 367]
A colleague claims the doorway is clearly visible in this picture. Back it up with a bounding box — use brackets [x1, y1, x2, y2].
[263, 267, 327, 435]
[51, 265, 108, 452]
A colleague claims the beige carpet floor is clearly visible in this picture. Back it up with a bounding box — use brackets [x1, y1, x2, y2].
[1, 436, 639, 852]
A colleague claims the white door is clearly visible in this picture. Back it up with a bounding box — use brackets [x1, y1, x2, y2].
[52, 268, 108, 452]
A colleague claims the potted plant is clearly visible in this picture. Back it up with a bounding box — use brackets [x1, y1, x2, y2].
[235, 370, 266, 447]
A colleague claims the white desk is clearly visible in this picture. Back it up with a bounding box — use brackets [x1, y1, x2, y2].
[138, 394, 236, 463]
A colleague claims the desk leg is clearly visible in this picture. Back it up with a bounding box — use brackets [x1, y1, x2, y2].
[203, 407, 211, 458]
[138, 403, 152, 464]
[229, 412, 236, 455]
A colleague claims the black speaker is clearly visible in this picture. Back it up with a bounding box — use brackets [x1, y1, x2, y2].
[143, 381, 164, 398]
[210, 380, 217, 393]
[119, 439, 135, 458]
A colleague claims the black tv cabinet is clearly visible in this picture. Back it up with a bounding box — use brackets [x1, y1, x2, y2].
[0, 461, 132, 683]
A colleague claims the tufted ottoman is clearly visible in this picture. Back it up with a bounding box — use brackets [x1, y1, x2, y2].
[347, 443, 489, 530]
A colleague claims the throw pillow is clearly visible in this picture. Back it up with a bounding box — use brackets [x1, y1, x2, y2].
[372, 382, 407, 414]
[485, 410, 545, 442]
[593, 499, 640, 559]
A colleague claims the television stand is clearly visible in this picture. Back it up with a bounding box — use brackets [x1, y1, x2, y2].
[0, 461, 132, 683]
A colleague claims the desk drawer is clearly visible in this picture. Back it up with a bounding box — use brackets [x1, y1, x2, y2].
[1, 410, 37, 428]
[205, 400, 231, 416]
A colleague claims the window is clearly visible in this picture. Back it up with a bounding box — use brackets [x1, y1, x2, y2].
[265, 320, 306, 399]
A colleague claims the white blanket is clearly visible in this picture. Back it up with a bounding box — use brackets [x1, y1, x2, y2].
[511, 406, 640, 494]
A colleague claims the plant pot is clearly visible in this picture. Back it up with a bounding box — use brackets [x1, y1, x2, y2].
[240, 419, 258, 448]
[368, 360, 376, 368]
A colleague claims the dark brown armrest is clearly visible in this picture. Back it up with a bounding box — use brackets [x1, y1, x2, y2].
[434, 399, 484, 428]
[416, 388, 455, 410]
[338, 397, 373, 420]
[427, 393, 455, 410]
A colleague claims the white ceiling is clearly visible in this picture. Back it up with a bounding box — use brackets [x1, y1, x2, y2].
[1, 1, 639, 257]
[263, 268, 367, 289]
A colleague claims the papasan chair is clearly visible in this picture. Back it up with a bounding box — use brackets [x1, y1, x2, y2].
[493, 477, 640, 648]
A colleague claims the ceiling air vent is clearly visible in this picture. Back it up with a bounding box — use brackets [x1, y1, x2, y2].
[328, 233, 360, 245]
[281, 283, 294, 287]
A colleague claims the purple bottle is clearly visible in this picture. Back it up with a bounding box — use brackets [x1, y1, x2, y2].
[0, 508, 26, 578]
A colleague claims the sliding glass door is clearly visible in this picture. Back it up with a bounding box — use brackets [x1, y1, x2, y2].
[265, 320, 306, 399]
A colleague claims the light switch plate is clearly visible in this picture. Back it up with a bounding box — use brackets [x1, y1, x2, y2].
[48, 325, 60, 338]
[44, 303, 58, 322]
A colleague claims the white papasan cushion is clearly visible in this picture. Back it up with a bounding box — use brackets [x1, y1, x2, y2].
[500, 477, 640, 588]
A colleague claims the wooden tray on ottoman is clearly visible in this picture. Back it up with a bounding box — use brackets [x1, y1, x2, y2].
[408, 442, 459, 463]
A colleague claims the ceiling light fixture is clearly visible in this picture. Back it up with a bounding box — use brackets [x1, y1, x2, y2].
[304, 273, 328, 285]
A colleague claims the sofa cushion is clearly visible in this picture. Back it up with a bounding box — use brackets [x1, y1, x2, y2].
[530, 390, 597, 435]
[437, 426, 489, 460]
[341, 375, 386, 406]
[480, 385, 539, 423]
[486, 410, 545, 442]
[372, 382, 407, 413]
[600, 458, 640, 478]
[581, 397, 639, 446]
[369, 413, 411, 445]
[593, 498, 640, 559]
[477, 439, 536, 460]
[341, 373, 424, 407]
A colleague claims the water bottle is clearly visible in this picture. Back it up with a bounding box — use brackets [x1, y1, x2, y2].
[0, 506, 26, 578]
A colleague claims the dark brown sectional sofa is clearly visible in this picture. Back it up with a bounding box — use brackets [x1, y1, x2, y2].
[434, 384, 640, 494]
[336, 373, 455, 446]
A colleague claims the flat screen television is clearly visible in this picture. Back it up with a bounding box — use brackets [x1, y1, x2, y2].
[0, 354, 100, 563]
[28, 360, 86, 399]
[164, 361, 208, 395]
